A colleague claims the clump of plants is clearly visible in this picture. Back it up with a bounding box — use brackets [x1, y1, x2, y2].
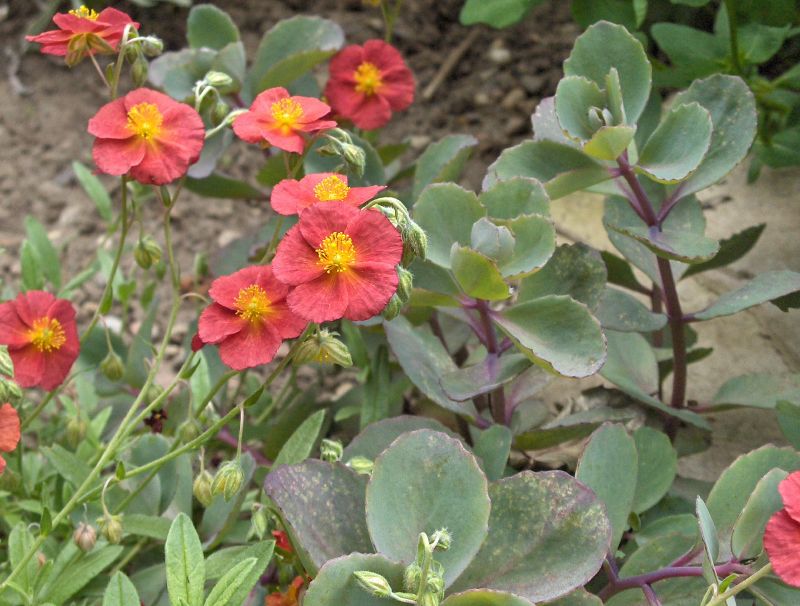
[0, 2, 798, 606]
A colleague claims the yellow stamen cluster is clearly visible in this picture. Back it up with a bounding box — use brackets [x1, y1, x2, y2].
[317, 232, 357, 273]
[69, 5, 99, 20]
[353, 62, 383, 96]
[234, 285, 272, 323]
[271, 98, 304, 134]
[127, 102, 164, 141]
[313, 175, 351, 202]
[28, 317, 66, 353]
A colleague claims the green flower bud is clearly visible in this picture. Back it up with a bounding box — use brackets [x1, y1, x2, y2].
[100, 349, 125, 381]
[353, 571, 392, 598]
[131, 57, 148, 88]
[134, 235, 162, 270]
[320, 439, 343, 463]
[212, 101, 231, 126]
[73, 522, 97, 552]
[293, 330, 353, 367]
[0, 378, 22, 404]
[178, 418, 200, 443]
[97, 513, 124, 544]
[250, 503, 268, 540]
[212, 460, 244, 501]
[0, 346, 14, 377]
[403, 221, 428, 265]
[141, 36, 164, 57]
[403, 562, 422, 593]
[346, 456, 374, 476]
[382, 294, 403, 321]
[193, 469, 214, 507]
[204, 71, 234, 89]
[396, 266, 413, 302]
[431, 528, 452, 551]
[66, 416, 87, 449]
[341, 143, 366, 178]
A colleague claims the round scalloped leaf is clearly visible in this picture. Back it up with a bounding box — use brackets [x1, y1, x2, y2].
[732, 468, 788, 559]
[638, 102, 712, 182]
[632, 427, 677, 514]
[555, 76, 607, 141]
[546, 589, 603, 606]
[366, 430, 490, 587]
[343, 416, 459, 461]
[494, 295, 606, 378]
[451, 246, 511, 301]
[449, 471, 611, 602]
[576, 424, 638, 550]
[595, 287, 667, 333]
[583, 125, 636, 161]
[413, 134, 478, 200]
[264, 461, 373, 574]
[442, 590, 534, 606]
[187, 4, 240, 50]
[479, 177, 550, 220]
[413, 184, 485, 268]
[501, 214, 556, 278]
[303, 553, 405, 606]
[563, 21, 652, 124]
[671, 75, 757, 195]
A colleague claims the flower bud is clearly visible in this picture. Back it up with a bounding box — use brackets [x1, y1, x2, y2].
[0, 377, 22, 404]
[587, 106, 605, 131]
[204, 70, 234, 89]
[250, 503, 268, 540]
[353, 571, 392, 598]
[396, 266, 413, 302]
[193, 469, 214, 507]
[293, 330, 353, 367]
[73, 522, 97, 552]
[431, 528, 452, 551]
[382, 294, 403, 321]
[134, 236, 162, 270]
[346, 456, 374, 476]
[98, 513, 124, 544]
[0, 346, 14, 377]
[403, 221, 428, 265]
[66, 416, 87, 449]
[100, 349, 125, 381]
[403, 562, 422, 592]
[212, 460, 244, 501]
[341, 143, 366, 178]
[320, 439, 343, 462]
[212, 101, 231, 126]
[178, 418, 200, 443]
[141, 36, 164, 57]
[131, 56, 148, 87]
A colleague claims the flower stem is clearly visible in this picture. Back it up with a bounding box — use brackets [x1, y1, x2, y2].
[723, 0, 744, 76]
[706, 563, 772, 606]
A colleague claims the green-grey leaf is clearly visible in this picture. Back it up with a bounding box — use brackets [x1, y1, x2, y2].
[471, 218, 515, 265]
[501, 214, 556, 278]
[384, 317, 478, 419]
[495, 295, 606, 378]
[413, 134, 478, 200]
[638, 102, 712, 182]
[8, 524, 37, 593]
[632, 427, 677, 514]
[694, 270, 800, 320]
[732, 468, 788, 559]
[24, 216, 61, 290]
[187, 4, 239, 50]
[474, 425, 513, 481]
[607, 222, 719, 263]
[449, 471, 611, 602]
[44, 545, 124, 604]
[485, 141, 610, 200]
[576, 424, 638, 549]
[706, 445, 800, 558]
[459, 0, 545, 28]
[696, 496, 719, 566]
[72, 161, 112, 222]
[777, 400, 800, 449]
[479, 178, 550, 220]
[165, 513, 205, 606]
[203, 558, 257, 606]
[272, 408, 327, 468]
[123, 514, 172, 540]
[711, 373, 800, 410]
[596, 287, 667, 332]
[366, 430, 490, 586]
[343, 416, 460, 461]
[514, 406, 638, 451]
[544, 588, 603, 605]
[517, 243, 607, 311]
[442, 590, 534, 606]
[672, 75, 757, 196]
[441, 354, 531, 402]
[103, 572, 140, 606]
[413, 184, 485, 268]
[205, 541, 274, 586]
[303, 553, 405, 606]
[584, 125, 636, 161]
[451, 246, 510, 300]
[555, 76, 606, 141]
[682, 224, 765, 279]
[563, 21, 651, 124]
[264, 461, 372, 574]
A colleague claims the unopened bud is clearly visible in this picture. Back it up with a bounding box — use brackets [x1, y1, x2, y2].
[73, 522, 97, 552]
[403, 221, 428, 265]
[0, 346, 14, 377]
[212, 460, 244, 501]
[294, 330, 352, 367]
[100, 349, 125, 381]
[341, 143, 366, 177]
[212, 101, 230, 125]
[193, 469, 214, 507]
[98, 513, 124, 544]
[0, 378, 22, 404]
[66, 416, 87, 449]
[250, 503, 268, 540]
[587, 106, 605, 131]
[346, 456, 374, 475]
[431, 528, 452, 551]
[134, 236, 162, 270]
[320, 439, 343, 462]
[204, 71, 233, 89]
[396, 266, 413, 302]
[178, 419, 200, 443]
[131, 57, 148, 87]
[403, 562, 422, 592]
[141, 36, 164, 57]
[353, 571, 392, 598]
[382, 294, 403, 321]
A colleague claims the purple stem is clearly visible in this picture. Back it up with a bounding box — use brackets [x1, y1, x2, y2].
[599, 562, 751, 600]
[474, 299, 509, 424]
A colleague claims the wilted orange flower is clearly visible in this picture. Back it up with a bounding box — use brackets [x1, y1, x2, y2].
[0, 404, 20, 474]
[266, 576, 304, 606]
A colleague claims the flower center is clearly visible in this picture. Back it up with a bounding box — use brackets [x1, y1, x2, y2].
[69, 5, 99, 20]
[313, 175, 351, 202]
[353, 62, 383, 96]
[316, 232, 356, 273]
[127, 102, 163, 141]
[234, 284, 271, 323]
[271, 98, 304, 134]
[28, 317, 66, 353]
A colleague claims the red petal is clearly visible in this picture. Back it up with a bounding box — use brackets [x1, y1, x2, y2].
[217, 323, 282, 370]
[267, 301, 308, 340]
[191, 333, 205, 352]
[294, 97, 333, 123]
[9, 345, 45, 389]
[272, 225, 325, 286]
[262, 130, 306, 154]
[250, 87, 291, 111]
[96, 8, 137, 28]
[764, 509, 800, 587]
[39, 346, 78, 391]
[232, 111, 268, 144]
[347, 209, 403, 266]
[342, 263, 399, 321]
[328, 45, 364, 82]
[88, 97, 131, 139]
[271, 178, 316, 215]
[380, 72, 415, 111]
[780, 472, 800, 525]
[345, 185, 386, 206]
[53, 13, 101, 33]
[0, 302, 32, 348]
[13, 291, 56, 327]
[128, 142, 194, 185]
[0, 404, 20, 453]
[362, 39, 404, 71]
[298, 203, 359, 249]
[198, 304, 245, 344]
[48, 298, 77, 327]
[93, 137, 146, 177]
[297, 118, 337, 134]
[286, 274, 350, 323]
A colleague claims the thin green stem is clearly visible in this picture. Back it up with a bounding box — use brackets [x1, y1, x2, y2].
[706, 563, 772, 606]
[109, 25, 135, 100]
[724, 0, 744, 76]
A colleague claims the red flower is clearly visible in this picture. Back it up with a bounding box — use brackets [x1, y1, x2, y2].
[765, 471, 800, 587]
[324, 40, 414, 130]
[26, 6, 138, 67]
[0, 291, 79, 391]
[272, 530, 293, 553]
[233, 87, 336, 154]
[0, 404, 20, 474]
[272, 204, 402, 323]
[271, 172, 385, 216]
[266, 576, 304, 606]
[88, 88, 205, 185]
[197, 265, 307, 371]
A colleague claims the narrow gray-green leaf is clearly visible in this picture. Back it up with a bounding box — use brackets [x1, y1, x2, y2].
[694, 270, 800, 320]
[165, 513, 205, 606]
[103, 572, 140, 606]
[272, 408, 327, 468]
[412, 134, 478, 200]
[202, 558, 257, 606]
